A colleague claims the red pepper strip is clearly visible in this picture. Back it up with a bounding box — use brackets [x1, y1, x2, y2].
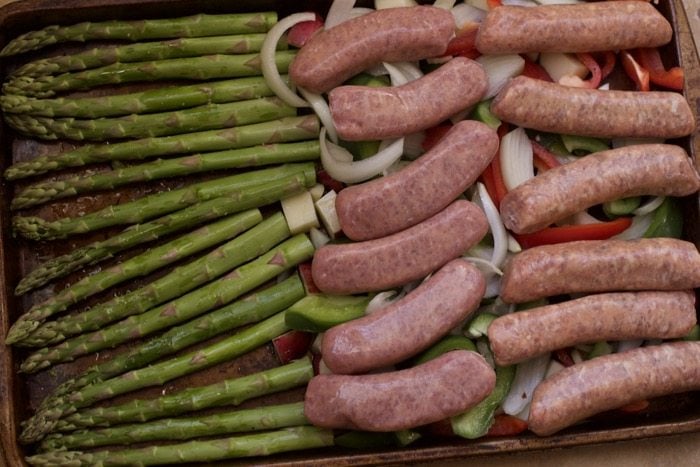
[272, 330, 315, 364]
[479, 165, 501, 209]
[599, 51, 617, 80]
[521, 55, 553, 82]
[317, 168, 344, 193]
[531, 140, 562, 172]
[421, 123, 453, 151]
[634, 47, 684, 90]
[553, 348, 576, 367]
[487, 0, 503, 8]
[618, 399, 650, 414]
[489, 149, 508, 208]
[444, 23, 480, 59]
[620, 50, 650, 92]
[486, 415, 529, 437]
[297, 262, 320, 294]
[576, 53, 603, 89]
[514, 217, 633, 249]
[286, 13, 324, 48]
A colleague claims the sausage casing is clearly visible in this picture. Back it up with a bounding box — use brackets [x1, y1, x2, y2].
[305, 350, 496, 431]
[500, 144, 700, 234]
[491, 76, 695, 139]
[529, 341, 700, 436]
[312, 200, 488, 295]
[330, 57, 487, 141]
[336, 120, 498, 241]
[500, 238, 700, 303]
[322, 259, 485, 374]
[489, 291, 697, 366]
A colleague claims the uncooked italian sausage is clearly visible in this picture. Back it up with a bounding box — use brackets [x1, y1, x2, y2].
[304, 350, 496, 431]
[289, 6, 454, 94]
[476, 1, 672, 54]
[489, 291, 697, 366]
[500, 238, 700, 303]
[336, 120, 498, 241]
[322, 259, 485, 374]
[312, 200, 487, 294]
[500, 144, 700, 234]
[330, 57, 487, 141]
[491, 76, 695, 139]
[529, 341, 700, 436]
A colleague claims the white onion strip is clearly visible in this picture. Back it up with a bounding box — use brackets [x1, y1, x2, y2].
[325, 0, 357, 29]
[435, 0, 457, 8]
[477, 182, 508, 269]
[611, 212, 654, 240]
[297, 87, 338, 143]
[451, 3, 487, 27]
[382, 62, 410, 86]
[633, 196, 665, 216]
[365, 291, 399, 314]
[500, 127, 534, 191]
[476, 54, 525, 99]
[502, 354, 551, 416]
[319, 128, 404, 183]
[261, 13, 314, 108]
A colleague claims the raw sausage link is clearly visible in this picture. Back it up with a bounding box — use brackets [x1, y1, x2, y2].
[289, 6, 454, 94]
[476, 1, 672, 54]
[500, 238, 700, 303]
[336, 120, 498, 241]
[529, 341, 700, 436]
[489, 291, 697, 366]
[330, 57, 487, 141]
[491, 76, 695, 139]
[305, 350, 496, 431]
[500, 144, 700, 234]
[312, 200, 487, 294]
[323, 259, 485, 374]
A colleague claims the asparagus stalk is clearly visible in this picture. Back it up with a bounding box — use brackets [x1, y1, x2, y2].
[44, 274, 304, 399]
[20, 233, 314, 371]
[5, 96, 295, 141]
[21, 356, 313, 444]
[12, 141, 320, 210]
[39, 402, 308, 451]
[12, 162, 315, 240]
[4, 115, 319, 180]
[27, 426, 333, 466]
[1, 76, 283, 118]
[3, 51, 297, 98]
[10, 34, 287, 78]
[0, 12, 278, 57]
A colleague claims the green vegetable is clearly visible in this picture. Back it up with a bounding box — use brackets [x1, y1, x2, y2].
[465, 312, 498, 339]
[412, 335, 476, 366]
[560, 134, 610, 155]
[683, 325, 700, 341]
[587, 341, 613, 359]
[470, 99, 501, 130]
[284, 294, 370, 332]
[643, 197, 683, 239]
[450, 364, 516, 439]
[529, 132, 569, 156]
[603, 197, 642, 218]
[393, 430, 422, 447]
[0, 12, 278, 57]
[4, 115, 319, 180]
[346, 73, 390, 87]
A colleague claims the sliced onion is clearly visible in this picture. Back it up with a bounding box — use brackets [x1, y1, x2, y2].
[539, 52, 588, 83]
[476, 54, 525, 99]
[298, 87, 338, 143]
[434, 0, 457, 8]
[463, 256, 503, 276]
[309, 227, 331, 249]
[633, 196, 665, 216]
[617, 339, 644, 353]
[476, 338, 495, 368]
[477, 182, 508, 268]
[468, 243, 493, 261]
[261, 13, 314, 108]
[320, 128, 405, 183]
[611, 212, 654, 240]
[402, 131, 425, 160]
[478, 297, 516, 316]
[325, 0, 357, 29]
[349, 7, 374, 18]
[390, 61, 423, 82]
[365, 290, 400, 314]
[536, 0, 584, 4]
[375, 0, 418, 8]
[503, 0, 538, 6]
[507, 234, 522, 253]
[502, 354, 550, 416]
[382, 62, 410, 86]
[500, 127, 534, 191]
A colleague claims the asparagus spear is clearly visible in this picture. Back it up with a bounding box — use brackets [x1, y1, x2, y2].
[12, 162, 315, 240]
[3, 51, 297, 98]
[0, 12, 278, 57]
[1, 76, 283, 118]
[14, 172, 311, 296]
[20, 233, 314, 371]
[27, 426, 333, 466]
[13, 141, 320, 210]
[7, 210, 262, 347]
[39, 402, 308, 451]
[21, 356, 313, 444]
[4, 115, 319, 180]
[5, 96, 295, 141]
[10, 34, 287, 78]
[43, 274, 304, 398]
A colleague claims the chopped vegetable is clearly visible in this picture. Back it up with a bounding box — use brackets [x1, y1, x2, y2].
[560, 134, 609, 155]
[421, 123, 453, 151]
[444, 23, 480, 59]
[514, 217, 633, 248]
[477, 54, 525, 99]
[286, 13, 324, 48]
[539, 52, 587, 83]
[500, 127, 534, 191]
[281, 190, 320, 234]
[603, 197, 642, 218]
[521, 55, 553, 82]
[314, 190, 342, 238]
[486, 414, 529, 437]
[413, 336, 477, 365]
[620, 50, 650, 92]
[586, 341, 613, 359]
[297, 262, 320, 294]
[470, 99, 502, 129]
[643, 196, 683, 239]
[530, 140, 561, 171]
[576, 52, 602, 88]
[634, 47, 684, 90]
[284, 294, 371, 332]
[465, 312, 498, 339]
[272, 330, 315, 364]
[502, 353, 550, 416]
[683, 324, 700, 341]
[618, 399, 650, 414]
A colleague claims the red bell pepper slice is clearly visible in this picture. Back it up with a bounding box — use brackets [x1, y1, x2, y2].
[598, 51, 617, 81]
[620, 50, 650, 92]
[553, 348, 576, 367]
[421, 123, 453, 151]
[486, 414, 529, 437]
[531, 140, 561, 172]
[272, 330, 315, 364]
[576, 53, 603, 89]
[317, 168, 344, 193]
[444, 23, 480, 60]
[633, 47, 684, 90]
[514, 217, 633, 249]
[521, 56, 553, 82]
[286, 13, 324, 48]
[298, 262, 320, 294]
[487, 0, 503, 8]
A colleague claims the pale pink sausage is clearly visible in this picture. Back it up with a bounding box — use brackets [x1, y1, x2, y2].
[500, 144, 700, 234]
[330, 57, 487, 141]
[491, 76, 695, 139]
[500, 238, 700, 303]
[304, 350, 496, 431]
[529, 342, 700, 436]
[476, 1, 672, 54]
[289, 6, 455, 94]
[312, 200, 487, 295]
[336, 120, 498, 241]
[488, 291, 697, 366]
[323, 259, 485, 374]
